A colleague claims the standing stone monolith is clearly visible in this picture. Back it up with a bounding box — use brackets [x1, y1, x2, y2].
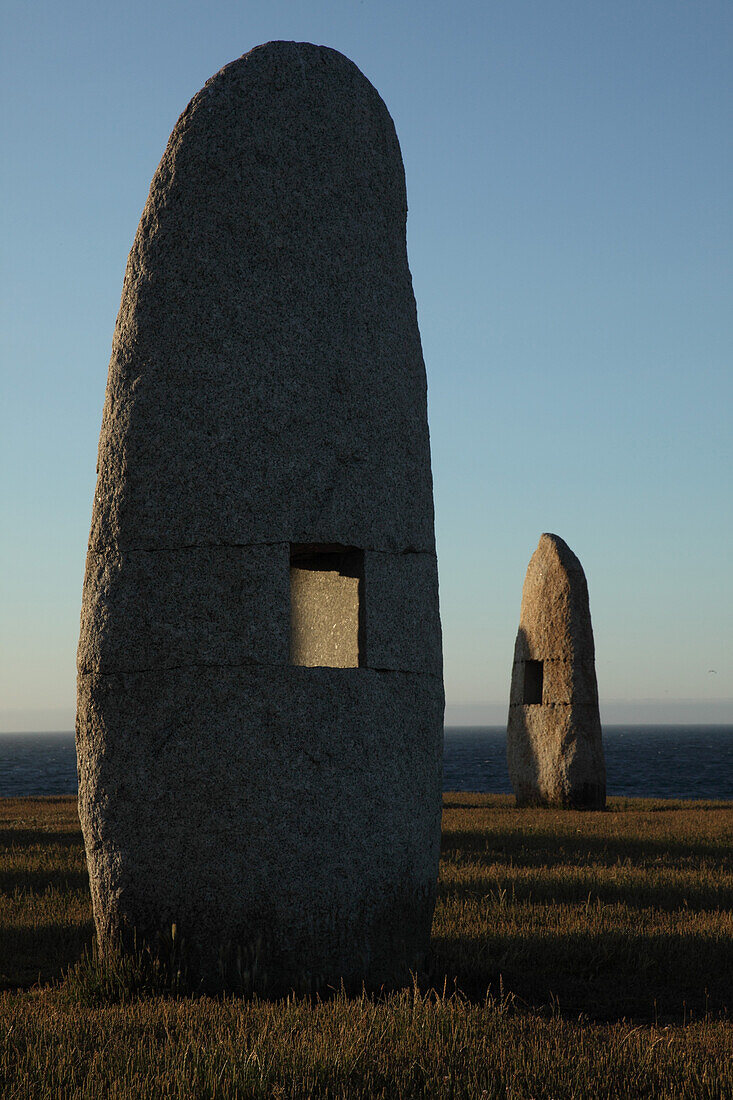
[76, 41, 444, 994]
[507, 534, 605, 808]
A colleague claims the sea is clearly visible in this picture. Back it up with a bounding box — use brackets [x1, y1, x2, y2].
[0, 726, 731, 801]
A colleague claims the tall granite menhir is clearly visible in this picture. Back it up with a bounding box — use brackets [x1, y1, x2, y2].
[76, 42, 444, 992]
[507, 534, 605, 808]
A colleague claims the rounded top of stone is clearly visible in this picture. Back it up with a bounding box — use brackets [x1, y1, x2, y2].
[89, 39, 434, 553]
[214, 40, 367, 74]
[535, 533, 584, 576]
[516, 533, 595, 661]
[189, 40, 394, 137]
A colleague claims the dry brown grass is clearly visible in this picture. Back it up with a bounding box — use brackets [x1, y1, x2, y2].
[1, 793, 731, 1098]
[0, 797, 91, 990]
[433, 793, 733, 1020]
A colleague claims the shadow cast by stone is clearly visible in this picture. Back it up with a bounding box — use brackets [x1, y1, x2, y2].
[437, 868, 731, 915]
[427, 925, 733, 1022]
[0, 920, 95, 991]
[0, 868, 90, 895]
[0, 828, 84, 850]
[441, 823, 728, 867]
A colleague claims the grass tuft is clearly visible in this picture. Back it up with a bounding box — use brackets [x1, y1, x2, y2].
[60, 929, 187, 1006]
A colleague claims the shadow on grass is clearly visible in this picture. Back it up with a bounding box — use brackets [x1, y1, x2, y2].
[0, 829, 85, 850]
[442, 796, 732, 812]
[437, 872, 733, 914]
[0, 920, 95, 991]
[435, 804, 732, 1021]
[428, 926, 733, 1023]
[0, 869, 90, 895]
[440, 827, 731, 868]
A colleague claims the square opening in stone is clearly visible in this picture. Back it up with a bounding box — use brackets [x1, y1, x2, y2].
[290, 545, 364, 668]
[523, 660, 543, 705]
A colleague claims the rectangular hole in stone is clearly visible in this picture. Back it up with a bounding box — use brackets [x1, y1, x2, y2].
[289, 544, 365, 668]
[523, 660, 544, 705]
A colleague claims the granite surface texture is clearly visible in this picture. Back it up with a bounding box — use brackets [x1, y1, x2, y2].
[77, 666, 443, 989]
[506, 534, 605, 809]
[88, 42, 434, 554]
[290, 561, 361, 668]
[76, 40, 443, 993]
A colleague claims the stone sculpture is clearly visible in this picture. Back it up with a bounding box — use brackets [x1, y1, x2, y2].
[507, 534, 605, 808]
[76, 41, 444, 993]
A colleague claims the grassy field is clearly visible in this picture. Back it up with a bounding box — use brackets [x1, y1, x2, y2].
[1, 793, 731, 1098]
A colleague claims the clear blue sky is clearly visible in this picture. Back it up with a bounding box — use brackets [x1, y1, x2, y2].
[1, 0, 731, 730]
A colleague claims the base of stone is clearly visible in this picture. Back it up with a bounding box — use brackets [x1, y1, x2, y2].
[513, 781, 606, 811]
[94, 884, 434, 996]
[77, 663, 444, 996]
[507, 703, 606, 811]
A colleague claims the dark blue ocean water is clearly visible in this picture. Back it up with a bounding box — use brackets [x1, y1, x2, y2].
[442, 725, 732, 801]
[0, 727, 731, 801]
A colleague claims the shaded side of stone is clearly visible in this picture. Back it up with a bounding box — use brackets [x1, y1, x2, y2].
[78, 544, 290, 674]
[507, 534, 605, 809]
[363, 551, 442, 676]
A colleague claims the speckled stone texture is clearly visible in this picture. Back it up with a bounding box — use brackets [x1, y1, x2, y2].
[507, 534, 605, 809]
[290, 551, 361, 668]
[76, 41, 443, 994]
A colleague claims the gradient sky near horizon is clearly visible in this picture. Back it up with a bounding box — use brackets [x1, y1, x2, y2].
[1, 0, 731, 731]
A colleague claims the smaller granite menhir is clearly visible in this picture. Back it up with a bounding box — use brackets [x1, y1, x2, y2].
[507, 534, 606, 809]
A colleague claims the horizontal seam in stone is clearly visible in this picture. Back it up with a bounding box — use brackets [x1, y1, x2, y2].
[78, 662, 442, 681]
[513, 658, 578, 664]
[367, 548, 437, 558]
[509, 701, 572, 707]
[367, 665, 442, 679]
[86, 542, 437, 558]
